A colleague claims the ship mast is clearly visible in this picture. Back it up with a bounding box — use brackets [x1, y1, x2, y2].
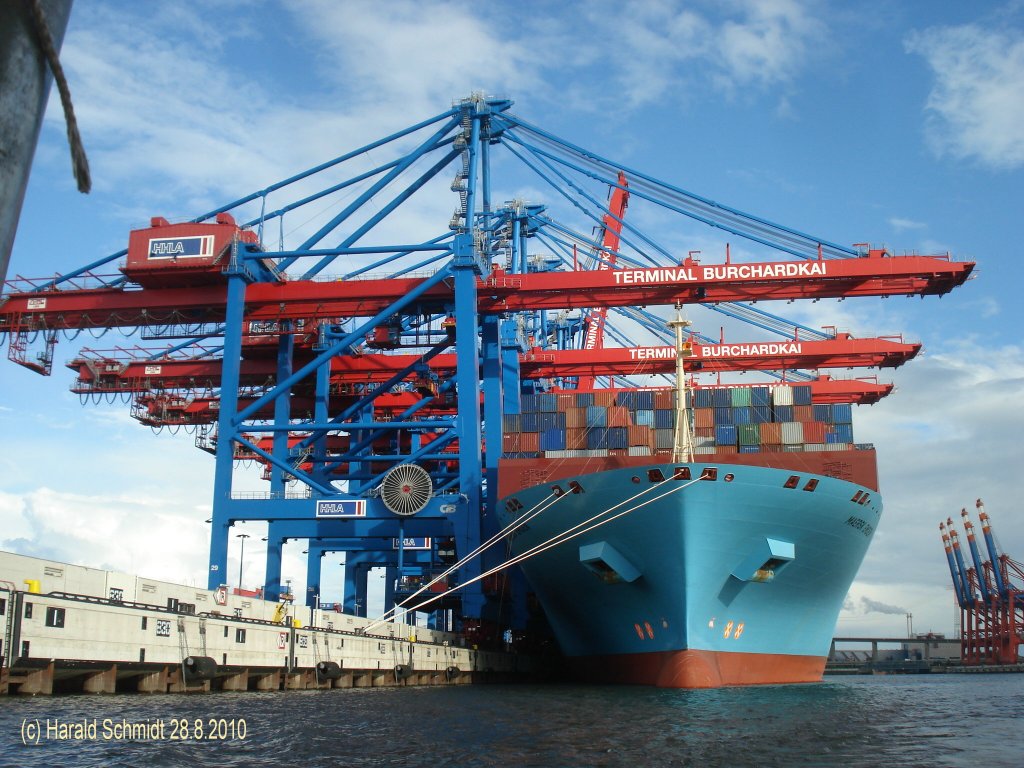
[668, 303, 695, 463]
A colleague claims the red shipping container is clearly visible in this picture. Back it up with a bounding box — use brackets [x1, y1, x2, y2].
[794, 405, 815, 422]
[628, 425, 652, 446]
[519, 432, 540, 453]
[694, 408, 715, 429]
[556, 393, 576, 410]
[566, 428, 588, 449]
[653, 389, 674, 409]
[760, 422, 783, 444]
[607, 406, 631, 427]
[565, 408, 588, 429]
[593, 391, 617, 407]
[802, 421, 828, 443]
[695, 427, 715, 438]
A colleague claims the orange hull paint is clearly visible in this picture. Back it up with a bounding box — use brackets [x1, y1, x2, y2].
[570, 649, 827, 688]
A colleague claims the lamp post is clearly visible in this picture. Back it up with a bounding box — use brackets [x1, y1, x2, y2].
[236, 533, 250, 590]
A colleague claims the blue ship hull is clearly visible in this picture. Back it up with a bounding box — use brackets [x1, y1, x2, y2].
[498, 458, 880, 687]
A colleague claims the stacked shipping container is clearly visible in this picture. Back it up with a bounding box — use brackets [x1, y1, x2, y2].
[501, 385, 856, 459]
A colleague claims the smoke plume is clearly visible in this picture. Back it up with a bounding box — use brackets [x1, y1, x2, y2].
[860, 596, 908, 615]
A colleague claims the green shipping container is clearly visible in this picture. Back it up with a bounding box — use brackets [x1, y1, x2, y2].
[738, 423, 760, 445]
[730, 387, 752, 407]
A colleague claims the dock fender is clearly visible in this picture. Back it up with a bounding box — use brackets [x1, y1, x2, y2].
[316, 661, 343, 680]
[394, 664, 414, 681]
[183, 656, 218, 681]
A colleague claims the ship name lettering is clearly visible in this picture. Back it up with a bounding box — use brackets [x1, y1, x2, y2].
[845, 516, 874, 537]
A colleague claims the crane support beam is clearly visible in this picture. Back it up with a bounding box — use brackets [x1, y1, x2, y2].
[69, 335, 919, 395]
[1, 253, 973, 334]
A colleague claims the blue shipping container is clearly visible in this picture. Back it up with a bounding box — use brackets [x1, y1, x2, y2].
[752, 387, 771, 407]
[713, 388, 732, 407]
[576, 392, 594, 408]
[634, 391, 655, 410]
[536, 412, 565, 431]
[654, 409, 674, 429]
[813, 404, 831, 422]
[587, 429, 609, 449]
[832, 403, 853, 423]
[606, 427, 628, 450]
[521, 393, 538, 412]
[715, 425, 738, 445]
[714, 407, 734, 425]
[539, 428, 566, 451]
[793, 385, 813, 405]
[774, 405, 794, 422]
[739, 445, 761, 454]
[502, 413, 521, 432]
[830, 424, 854, 442]
[635, 409, 655, 427]
[521, 412, 539, 432]
[694, 389, 715, 408]
[732, 407, 752, 425]
[586, 406, 607, 428]
[537, 393, 558, 412]
[753, 405, 772, 424]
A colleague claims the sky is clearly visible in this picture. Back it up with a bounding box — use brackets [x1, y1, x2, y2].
[2, 0, 1023, 640]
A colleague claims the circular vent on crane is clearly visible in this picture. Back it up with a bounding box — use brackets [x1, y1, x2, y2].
[379, 463, 433, 517]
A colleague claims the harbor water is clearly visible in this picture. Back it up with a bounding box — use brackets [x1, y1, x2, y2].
[1, 675, 1021, 767]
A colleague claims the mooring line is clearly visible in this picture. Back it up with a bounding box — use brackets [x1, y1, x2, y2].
[399, 475, 705, 615]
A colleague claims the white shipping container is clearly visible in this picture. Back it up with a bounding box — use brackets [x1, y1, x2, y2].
[781, 421, 804, 444]
[804, 443, 827, 452]
[772, 385, 794, 406]
[627, 446, 652, 456]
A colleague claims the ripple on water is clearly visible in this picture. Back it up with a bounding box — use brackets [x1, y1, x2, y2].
[0, 676, 1021, 768]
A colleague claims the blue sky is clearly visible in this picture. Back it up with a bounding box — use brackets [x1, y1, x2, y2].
[2, 0, 1023, 638]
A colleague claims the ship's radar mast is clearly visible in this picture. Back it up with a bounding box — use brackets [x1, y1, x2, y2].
[669, 303, 695, 463]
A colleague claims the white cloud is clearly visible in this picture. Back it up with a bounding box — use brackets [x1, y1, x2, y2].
[716, 0, 825, 90]
[1, 487, 209, 583]
[889, 217, 927, 232]
[291, 0, 544, 114]
[31, 0, 833, 259]
[840, 340, 1024, 635]
[905, 22, 1024, 169]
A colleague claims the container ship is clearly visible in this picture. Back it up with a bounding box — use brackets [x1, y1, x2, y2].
[497, 378, 879, 688]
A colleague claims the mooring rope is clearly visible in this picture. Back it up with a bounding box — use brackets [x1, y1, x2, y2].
[385, 473, 706, 618]
[24, 0, 90, 193]
[362, 488, 573, 632]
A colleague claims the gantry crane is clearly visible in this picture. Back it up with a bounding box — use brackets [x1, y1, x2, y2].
[1, 95, 974, 634]
[941, 500, 1024, 665]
